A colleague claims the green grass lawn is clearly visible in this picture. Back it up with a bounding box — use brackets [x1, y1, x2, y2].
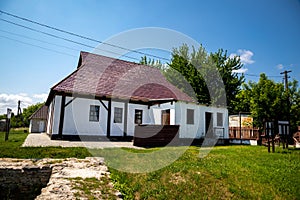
[104, 146, 300, 200]
[1, 130, 299, 199]
[0, 130, 91, 158]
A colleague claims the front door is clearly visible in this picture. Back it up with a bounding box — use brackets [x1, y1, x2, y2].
[39, 121, 45, 132]
[205, 112, 213, 135]
[161, 109, 170, 125]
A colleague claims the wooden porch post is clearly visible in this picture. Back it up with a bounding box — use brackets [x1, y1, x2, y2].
[58, 95, 66, 139]
[107, 99, 112, 137]
[123, 102, 128, 137]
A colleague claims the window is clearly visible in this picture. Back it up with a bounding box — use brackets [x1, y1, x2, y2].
[217, 112, 223, 126]
[135, 109, 143, 125]
[114, 107, 123, 123]
[89, 105, 100, 122]
[187, 109, 194, 124]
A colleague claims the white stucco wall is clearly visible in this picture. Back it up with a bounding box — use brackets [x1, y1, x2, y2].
[175, 102, 201, 138]
[63, 97, 108, 136]
[48, 95, 228, 139]
[150, 102, 175, 125]
[52, 95, 61, 135]
[127, 104, 150, 136]
[111, 101, 124, 136]
[175, 102, 228, 139]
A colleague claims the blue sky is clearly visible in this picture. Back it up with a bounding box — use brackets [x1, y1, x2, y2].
[0, 0, 299, 114]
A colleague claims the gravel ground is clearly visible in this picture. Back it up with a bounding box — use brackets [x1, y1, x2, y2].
[22, 133, 141, 149]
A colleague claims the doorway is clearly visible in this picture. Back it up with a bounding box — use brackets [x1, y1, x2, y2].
[161, 109, 170, 125]
[39, 121, 45, 132]
[205, 112, 213, 135]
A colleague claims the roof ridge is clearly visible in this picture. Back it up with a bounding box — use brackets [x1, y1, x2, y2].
[46, 51, 195, 105]
[79, 51, 152, 69]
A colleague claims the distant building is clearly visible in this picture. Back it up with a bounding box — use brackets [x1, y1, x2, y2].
[29, 105, 48, 133]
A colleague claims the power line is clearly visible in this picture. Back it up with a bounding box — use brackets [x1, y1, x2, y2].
[244, 73, 283, 78]
[0, 34, 77, 57]
[0, 10, 170, 61]
[0, 10, 294, 81]
[0, 29, 79, 52]
[0, 18, 141, 61]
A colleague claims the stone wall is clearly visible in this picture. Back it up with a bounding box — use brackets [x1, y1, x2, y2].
[0, 157, 122, 200]
[0, 163, 52, 200]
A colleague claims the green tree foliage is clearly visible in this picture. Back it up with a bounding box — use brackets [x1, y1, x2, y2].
[140, 56, 166, 71]
[166, 44, 244, 111]
[165, 44, 210, 103]
[234, 74, 300, 132]
[8, 102, 44, 128]
[248, 74, 287, 128]
[232, 83, 252, 113]
[288, 80, 300, 132]
[210, 49, 245, 113]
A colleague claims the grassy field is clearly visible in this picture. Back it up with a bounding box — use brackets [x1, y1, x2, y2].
[1, 130, 299, 199]
[104, 146, 300, 200]
[0, 130, 91, 158]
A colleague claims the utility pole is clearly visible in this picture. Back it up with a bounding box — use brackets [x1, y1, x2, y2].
[280, 70, 292, 149]
[17, 100, 22, 116]
[280, 70, 292, 91]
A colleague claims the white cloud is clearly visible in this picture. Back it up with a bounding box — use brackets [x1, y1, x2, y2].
[33, 93, 48, 101]
[232, 68, 248, 74]
[276, 64, 284, 70]
[0, 93, 48, 115]
[230, 49, 255, 65]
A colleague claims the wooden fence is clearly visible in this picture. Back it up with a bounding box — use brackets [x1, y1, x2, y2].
[229, 127, 259, 139]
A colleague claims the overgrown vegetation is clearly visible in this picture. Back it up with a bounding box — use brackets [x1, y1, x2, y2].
[71, 176, 118, 200]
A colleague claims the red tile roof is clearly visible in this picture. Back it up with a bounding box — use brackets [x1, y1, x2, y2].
[49, 52, 195, 103]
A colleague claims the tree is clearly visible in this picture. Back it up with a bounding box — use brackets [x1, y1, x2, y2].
[248, 74, 286, 128]
[235, 74, 300, 132]
[166, 44, 210, 103]
[209, 49, 244, 113]
[166, 44, 244, 112]
[232, 83, 251, 113]
[8, 102, 44, 128]
[140, 56, 166, 71]
[288, 80, 300, 132]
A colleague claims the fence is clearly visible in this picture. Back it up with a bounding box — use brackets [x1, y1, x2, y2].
[229, 127, 259, 139]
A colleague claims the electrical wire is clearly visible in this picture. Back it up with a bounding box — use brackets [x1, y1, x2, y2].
[0, 10, 170, 61]
[0, 34, 77, 57]
[0, 10, 293, 81]
[0, 18, 141, 61]
[244, 73, 283, 78]
[0, 29, 79, 52]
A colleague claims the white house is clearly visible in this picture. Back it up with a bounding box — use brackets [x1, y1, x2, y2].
[45, 52, 228, 141]
[29, 105, 48, 133]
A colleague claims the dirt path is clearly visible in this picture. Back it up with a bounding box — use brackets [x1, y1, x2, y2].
[22, 133, 141, 149]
